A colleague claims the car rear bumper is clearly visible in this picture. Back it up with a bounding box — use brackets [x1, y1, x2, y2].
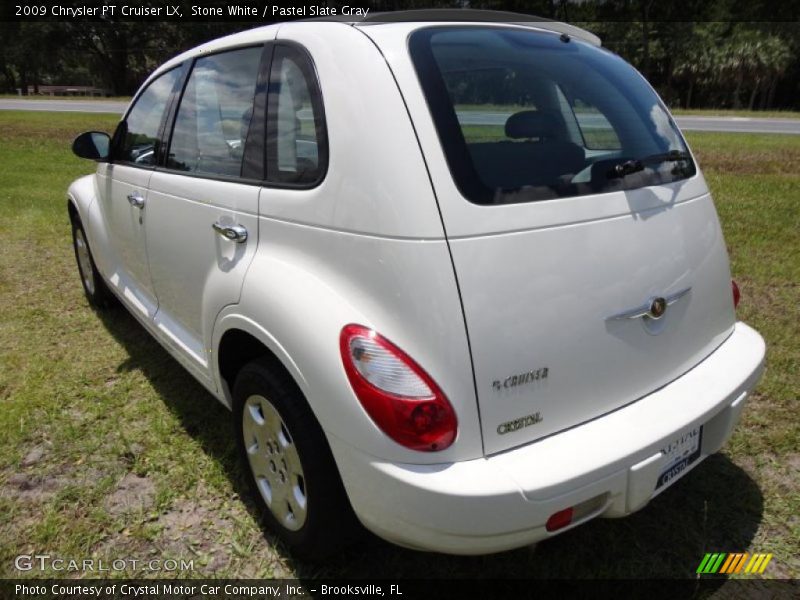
[328, 322, 765, 555]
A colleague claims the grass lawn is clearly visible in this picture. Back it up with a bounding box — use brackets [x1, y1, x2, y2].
[671, 108, 800, 120]
[0, 111, 797, 580]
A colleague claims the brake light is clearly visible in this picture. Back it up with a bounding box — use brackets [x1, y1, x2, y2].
[732, 280, 741, 309]
[340, 324, 457, 452]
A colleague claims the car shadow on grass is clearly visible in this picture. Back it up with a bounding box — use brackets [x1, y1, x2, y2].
[97, 307, 763, 583]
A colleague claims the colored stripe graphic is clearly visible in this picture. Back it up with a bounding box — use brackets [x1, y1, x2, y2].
[720, 554, 736, 574]
[698, 552, 773, 575]
[758, 554, 773, 573]
[744, 553, 774, 574]
[696, 553, 713, 574]
[731, 553, 748, 574]
[697, 553, 727, 574]
[720, 553, 747, 574]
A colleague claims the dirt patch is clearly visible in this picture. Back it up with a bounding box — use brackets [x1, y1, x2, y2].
[1, 465, 104, 505]
[20, 444, 49, 467]
[784, 453, 800, 474]
[105, 473, 156, 516]
[3, 472, 66, 502]
[155, 496, 233, 572]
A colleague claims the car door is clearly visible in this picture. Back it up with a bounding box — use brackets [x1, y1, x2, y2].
[142, 45, 268, 382]
[94, 68, 181, 319]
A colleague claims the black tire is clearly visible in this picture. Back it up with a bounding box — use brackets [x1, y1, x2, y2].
[233, 358, 362, 560]
[71, 215, 117, 309]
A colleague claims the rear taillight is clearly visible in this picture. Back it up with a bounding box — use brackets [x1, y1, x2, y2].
[732, 280, 741, 309]
[340, 324, 457, 452]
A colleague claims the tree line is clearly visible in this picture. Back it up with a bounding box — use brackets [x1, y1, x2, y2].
[1, 0, 798, 111]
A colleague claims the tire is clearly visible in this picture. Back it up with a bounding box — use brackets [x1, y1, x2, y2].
[233, 358, 362, 560]
[71, 216, 117, 309]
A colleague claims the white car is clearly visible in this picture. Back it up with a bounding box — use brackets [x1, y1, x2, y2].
[68, 10, 765, 558]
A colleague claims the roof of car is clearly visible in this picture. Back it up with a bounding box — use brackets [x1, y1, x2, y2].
[318, 9, 601, 47]
[150, 10, 600, 84]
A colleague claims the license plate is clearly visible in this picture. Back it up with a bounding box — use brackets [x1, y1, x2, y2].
[655, 425, 703, 490]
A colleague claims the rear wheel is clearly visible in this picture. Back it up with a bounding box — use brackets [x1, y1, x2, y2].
[233, 359, 361, 559]
[71, 216, 116, 308]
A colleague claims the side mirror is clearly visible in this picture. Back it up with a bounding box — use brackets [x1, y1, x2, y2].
[72, 131, 110, 161]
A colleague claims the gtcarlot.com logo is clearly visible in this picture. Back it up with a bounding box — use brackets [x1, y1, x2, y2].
[14, 554, 193, 573]
[696, 552, 773, 575]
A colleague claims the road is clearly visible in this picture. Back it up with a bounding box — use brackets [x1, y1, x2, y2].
[0, 99, 129, 114]
[456, 110, 800, 135]
[2, 98, 800, 134]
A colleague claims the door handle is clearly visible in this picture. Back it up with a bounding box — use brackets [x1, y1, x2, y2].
[127, 192, 145, 209]
[212, 222, 248, 243]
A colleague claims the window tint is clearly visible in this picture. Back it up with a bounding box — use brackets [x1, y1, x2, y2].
[118, 68, 179, 165]
[570, 98, 621, 150]
[266, 45, 327, 185]
[410, 27, 695, 205]
[168, 47, 263, 177]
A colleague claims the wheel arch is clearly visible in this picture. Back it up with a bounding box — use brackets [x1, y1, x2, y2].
[66, 174, 97, 224]
[67, 197, 80, 223]
[213, 315, 309, 411]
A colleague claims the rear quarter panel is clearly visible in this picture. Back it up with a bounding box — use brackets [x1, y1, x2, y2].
[214, 22, 482, 463]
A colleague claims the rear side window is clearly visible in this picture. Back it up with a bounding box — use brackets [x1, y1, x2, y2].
[266, 44, 327, 186]
[570, 98, 621, 150]
[167, 46, 263, 178]
[118, 68, 180, 166]
[410, 27, 695, 205]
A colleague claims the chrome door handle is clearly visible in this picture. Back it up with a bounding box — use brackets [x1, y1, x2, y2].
[212, 222, 248, 243]
[127, 192, 145, 209]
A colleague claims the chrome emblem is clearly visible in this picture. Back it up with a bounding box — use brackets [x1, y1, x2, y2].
[492, 367, 549, 392]
[497, 412, 543, 435]
[606, 287, 691, 322]
[649, 297, 667, 319]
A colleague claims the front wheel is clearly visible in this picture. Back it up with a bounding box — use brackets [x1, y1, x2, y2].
[233, 359, 361, 560]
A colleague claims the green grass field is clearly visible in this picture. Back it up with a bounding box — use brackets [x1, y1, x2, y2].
[0, 111, 797, 581]
[671, 108, 800, 120]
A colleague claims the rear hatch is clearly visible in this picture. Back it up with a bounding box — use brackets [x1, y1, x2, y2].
[402, 25, 737, 455]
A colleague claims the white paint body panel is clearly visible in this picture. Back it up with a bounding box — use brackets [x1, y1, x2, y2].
[93, 163, 158, 319]
[145, 173, 261, 373]
[67, 19, 766, 555]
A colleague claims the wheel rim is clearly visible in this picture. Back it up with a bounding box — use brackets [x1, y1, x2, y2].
[242, 394, 308, 531]
[74, 228, 95, 295]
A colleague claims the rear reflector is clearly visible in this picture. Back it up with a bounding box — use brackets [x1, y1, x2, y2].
[546, 507, 574, 532]
[732, 280, 741, 309]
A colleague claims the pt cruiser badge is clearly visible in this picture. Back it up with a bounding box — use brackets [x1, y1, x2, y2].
[492, 367, 549, 391]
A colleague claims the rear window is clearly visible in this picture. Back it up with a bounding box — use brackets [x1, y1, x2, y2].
[409, 26, 696, 205]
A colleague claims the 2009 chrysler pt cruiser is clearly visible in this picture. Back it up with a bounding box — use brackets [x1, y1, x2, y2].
[68, 10, 766, 558]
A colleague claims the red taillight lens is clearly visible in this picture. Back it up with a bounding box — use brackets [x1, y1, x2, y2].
[340, 324, 457, 452]
[546, 507, 574, 532]
[732, 280, 741, 309]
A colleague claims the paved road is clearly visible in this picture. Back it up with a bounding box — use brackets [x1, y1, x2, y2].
[672, 115, 800, 135]
[456, 110, 800, 135]
[0, 99, 129, 114]
[2, 98, 800, 134]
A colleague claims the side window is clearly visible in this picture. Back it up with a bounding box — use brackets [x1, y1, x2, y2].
[167, 46, 263, 177]
[568, 96, 622, 151]
[118, 69, 180, 166]
[266, 45, 327, 185]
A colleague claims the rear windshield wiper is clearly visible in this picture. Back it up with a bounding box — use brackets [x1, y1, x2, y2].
[608, 150, 691, 179]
